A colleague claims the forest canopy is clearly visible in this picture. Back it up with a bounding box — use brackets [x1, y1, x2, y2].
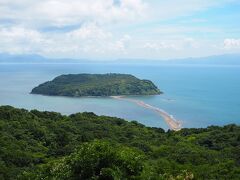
[31, 73, 161, 97]
[0, 106, 240, 179]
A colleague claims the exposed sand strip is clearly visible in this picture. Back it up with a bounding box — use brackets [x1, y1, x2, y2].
[111, 96, 182, 131]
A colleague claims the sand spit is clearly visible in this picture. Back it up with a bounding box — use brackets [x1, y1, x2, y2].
[111, 96, 182, 131]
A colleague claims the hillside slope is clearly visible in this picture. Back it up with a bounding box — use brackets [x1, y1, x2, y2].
[0, 106, 239, 179]
[31, 73, 161, 97]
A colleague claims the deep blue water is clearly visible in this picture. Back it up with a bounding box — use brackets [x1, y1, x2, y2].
[0, 63, 239, 129]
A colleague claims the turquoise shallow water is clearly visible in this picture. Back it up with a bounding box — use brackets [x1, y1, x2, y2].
[0, 63, 240, 129]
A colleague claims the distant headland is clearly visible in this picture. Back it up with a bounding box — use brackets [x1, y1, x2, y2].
[31, 73, 161, 97]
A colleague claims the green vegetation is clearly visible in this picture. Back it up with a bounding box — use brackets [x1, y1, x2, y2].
[31, 73, 161, 97]
[1, 106, 240, 179]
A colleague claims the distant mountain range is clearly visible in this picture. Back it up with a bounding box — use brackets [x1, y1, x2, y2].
[0, 53, 47, 63]
[165, 54, 240, 65]
[117, 54, 240, 65]
[0, 53, 240, 65]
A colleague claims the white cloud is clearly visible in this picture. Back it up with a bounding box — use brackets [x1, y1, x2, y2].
[0, 0, 148, 27]
[144, 42, 177, 51]
[0, 25, 134, 58]
[114, 35, 131, 52]
[143, 38, 199, 52]
[67, 24, 112, 40]
[0, 26, 51, 54]
[224, 38, 240, 49]
[0, 0, 239, 59]
[183, 38, 199, 48]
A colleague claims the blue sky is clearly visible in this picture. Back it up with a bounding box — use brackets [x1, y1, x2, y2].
[0, 0, 240, 60]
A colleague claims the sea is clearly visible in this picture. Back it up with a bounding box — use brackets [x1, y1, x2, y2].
[0, 63, 239, 130]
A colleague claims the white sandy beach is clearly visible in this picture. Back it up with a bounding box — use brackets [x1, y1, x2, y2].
[111, 96, 182, 131]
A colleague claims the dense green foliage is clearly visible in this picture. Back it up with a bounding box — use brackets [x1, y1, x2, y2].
[31, 73, 161, 97]
[0, 106, 240, 179]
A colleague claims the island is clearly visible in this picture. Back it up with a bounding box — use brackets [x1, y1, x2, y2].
[31, 73, 162, 97]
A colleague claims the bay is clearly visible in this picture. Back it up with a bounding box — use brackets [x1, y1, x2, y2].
[0, 63, 239, 129]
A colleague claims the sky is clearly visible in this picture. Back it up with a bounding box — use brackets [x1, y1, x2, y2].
[0, 0, 240, 60]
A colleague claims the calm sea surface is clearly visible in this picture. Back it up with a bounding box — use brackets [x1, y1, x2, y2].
[0, 63, 240, 129]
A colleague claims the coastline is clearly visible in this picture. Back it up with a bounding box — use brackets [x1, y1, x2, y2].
[111, 96, 182, 131]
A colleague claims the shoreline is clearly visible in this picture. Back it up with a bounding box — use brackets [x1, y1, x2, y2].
[111, 96, 182, 131]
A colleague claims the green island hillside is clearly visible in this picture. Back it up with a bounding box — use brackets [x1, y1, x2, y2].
[31, 73, 161, 97]
[0, 106, 240, 179]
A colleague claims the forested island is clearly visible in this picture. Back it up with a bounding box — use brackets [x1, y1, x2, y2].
[31, 73, 161, 97]
[1, 106, 240, 179]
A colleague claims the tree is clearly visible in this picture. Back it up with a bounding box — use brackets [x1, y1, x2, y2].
[27, 141, 145, 180]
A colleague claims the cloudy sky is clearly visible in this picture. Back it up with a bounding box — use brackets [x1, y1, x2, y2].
[0, 0, 240, 60]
